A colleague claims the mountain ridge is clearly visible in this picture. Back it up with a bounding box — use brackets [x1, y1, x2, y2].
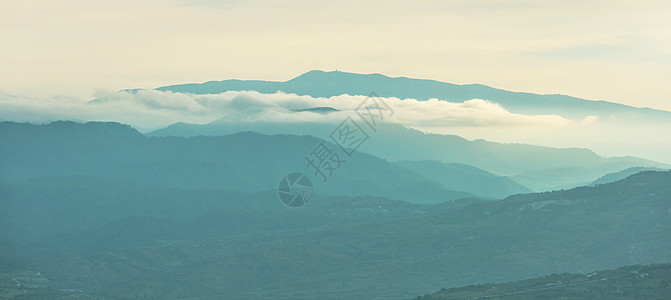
[148, 120, 667, 191]
[156, 70, 671, 121]
[0, 121, 477, 203]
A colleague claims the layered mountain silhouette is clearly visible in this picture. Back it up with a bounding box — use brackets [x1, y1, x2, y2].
[3, 120, 663, 195]
[394, 160, 531, 198]
[591, 166, 667, 185]
[4, 70, 671, 298]
[150, 121, 665, 191]
[0, 121, 476, 203]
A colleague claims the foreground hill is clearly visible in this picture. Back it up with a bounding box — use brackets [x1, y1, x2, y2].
[416, 263, 671, 300]
[1, 170, 669, 298]
[0, 175, 480, 258]
[157, 70, 671, 122]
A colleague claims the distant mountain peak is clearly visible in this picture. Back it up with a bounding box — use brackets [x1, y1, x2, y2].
[292, 106, 339, 114]
[291, 69, 390, 79]
[154, 70, 671, 121]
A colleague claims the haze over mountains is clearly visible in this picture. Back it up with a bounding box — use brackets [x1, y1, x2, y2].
[150, 120, 666, 191]
[2, 70, 671, 299]
[2, 146, 670, 298]
[2, 70, 671, 163]
[0, 121, 473, 203]
[2, 121, 665, 196]
[153, 70, 671, 163]
[5, 0, 671, 297]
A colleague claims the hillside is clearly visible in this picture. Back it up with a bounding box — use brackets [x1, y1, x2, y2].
[1, 171, 669, 298]
[0, 121, 472, 203]
[11, 120, 648, 199]
[149, 121, 665, 191]
[416, 264, 671, 300]
[394, 160, 530, 198]
[592, 166, 668, 185]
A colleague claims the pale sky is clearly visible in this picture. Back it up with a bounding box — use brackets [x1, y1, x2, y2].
[2, 0, 671, 110]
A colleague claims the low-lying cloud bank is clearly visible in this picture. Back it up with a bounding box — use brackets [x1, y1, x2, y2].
[2, 89, 670, 164]
[1, 89, 575, 131]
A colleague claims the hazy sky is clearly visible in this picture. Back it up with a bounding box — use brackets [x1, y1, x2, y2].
[2, 0, 671, 110]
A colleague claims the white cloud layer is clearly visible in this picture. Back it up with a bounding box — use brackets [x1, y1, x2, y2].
[0, 90, 573, 131]
[1, 89, 670, 164]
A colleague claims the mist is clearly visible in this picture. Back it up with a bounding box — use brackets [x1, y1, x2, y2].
[2, 89, 670, 163]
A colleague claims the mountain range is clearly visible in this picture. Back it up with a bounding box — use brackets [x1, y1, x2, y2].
[3, 121, 665, 198]
[157, 70, 671, 122]
[3, 69, 671, 298]
[150, 120, 666, 191]
[0, 121, 475, 203]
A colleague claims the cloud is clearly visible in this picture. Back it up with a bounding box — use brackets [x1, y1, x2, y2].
[0, 90, 574, 132]
[3, 89, 671, 164]
[390, 97, 572, 127]
[581, 115, 599, 125]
